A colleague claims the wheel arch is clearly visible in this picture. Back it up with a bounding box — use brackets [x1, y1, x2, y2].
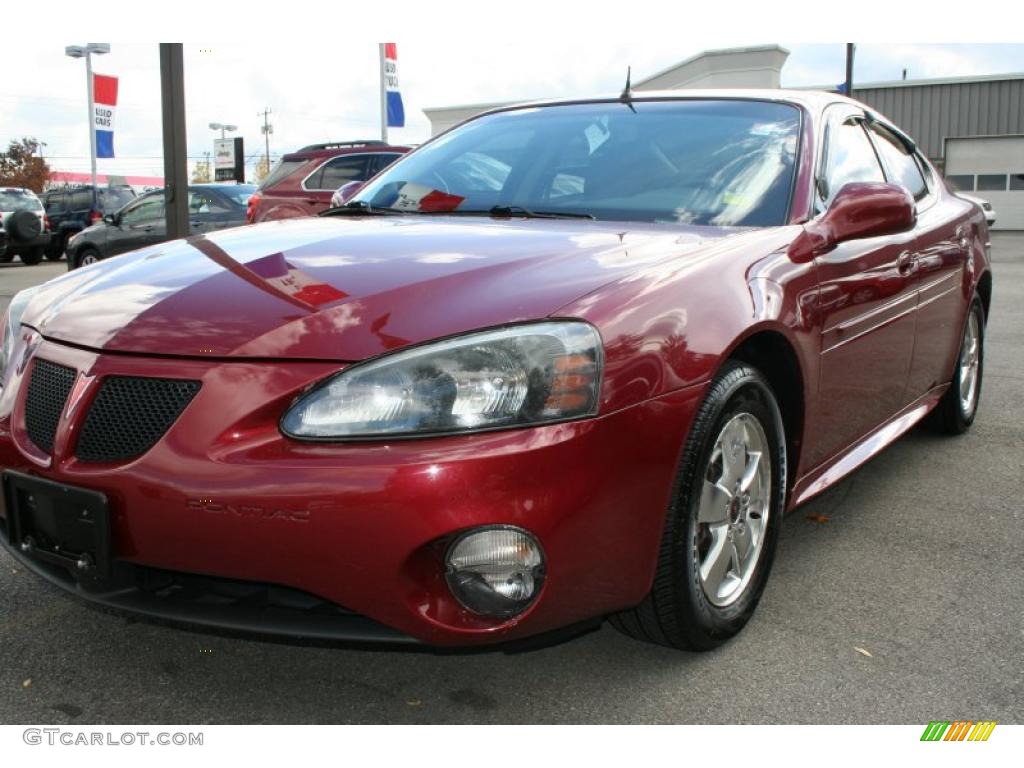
[976, 269, 992, 324]
[720, 326, 807, 494]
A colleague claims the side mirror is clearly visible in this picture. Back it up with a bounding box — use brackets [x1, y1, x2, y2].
[103, 213, 116, 225]
[331, 180, 364, 207]
[789, 182, 915, 263]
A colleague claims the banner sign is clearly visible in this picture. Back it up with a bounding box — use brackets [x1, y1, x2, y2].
[382, 43, 405, 128]
[93, 74, 118, 158]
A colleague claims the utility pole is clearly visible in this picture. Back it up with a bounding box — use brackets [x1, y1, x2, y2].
[844, 43, 855, 97]
[259, 107, 273, 176]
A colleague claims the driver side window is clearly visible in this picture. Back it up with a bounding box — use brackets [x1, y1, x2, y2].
[120, 194, 164, 226]
[821, 117, 885, 208]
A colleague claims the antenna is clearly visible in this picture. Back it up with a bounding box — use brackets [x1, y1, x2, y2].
[619, 66, 636, 113]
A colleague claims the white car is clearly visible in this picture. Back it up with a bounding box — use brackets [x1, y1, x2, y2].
[957, 193, 997, 228]
[0, 187, 51, 265]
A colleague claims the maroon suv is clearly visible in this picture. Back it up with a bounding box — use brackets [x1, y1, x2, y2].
[247, 140, 409, 223]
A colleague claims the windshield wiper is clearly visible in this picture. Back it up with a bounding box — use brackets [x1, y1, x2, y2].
[434, 205, 594, 220]
[319, 201, 407, 216]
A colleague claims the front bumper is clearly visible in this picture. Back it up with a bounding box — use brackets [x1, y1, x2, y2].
[0, 337, 702, 646]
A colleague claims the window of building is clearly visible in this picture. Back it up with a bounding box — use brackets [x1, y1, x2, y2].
[1009, 174, 1024, 191]
[945, 174, 974, 192]
[977, 174, 1007, 192]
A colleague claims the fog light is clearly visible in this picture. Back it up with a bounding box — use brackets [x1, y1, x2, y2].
[445, 526, 545, 618]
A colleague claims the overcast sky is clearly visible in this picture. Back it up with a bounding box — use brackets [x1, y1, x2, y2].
[4, 37, 1022, 180]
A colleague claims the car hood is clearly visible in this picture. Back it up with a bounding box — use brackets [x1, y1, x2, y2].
[25, 215, 751, 361]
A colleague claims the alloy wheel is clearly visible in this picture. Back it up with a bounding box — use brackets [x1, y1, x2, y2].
[696, 412, 772, 607]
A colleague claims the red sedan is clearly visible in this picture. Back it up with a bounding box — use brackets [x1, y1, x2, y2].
[0, 91, 991, 650]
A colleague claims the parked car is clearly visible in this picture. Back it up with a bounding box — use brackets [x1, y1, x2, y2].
[66, 183, 255, 269]
[955, 192, 997, 228]
[0, 187, 51, 265]
[41, 185, 137, 261]
[247, 140, 409, 223]
[0, 91, 991, 650]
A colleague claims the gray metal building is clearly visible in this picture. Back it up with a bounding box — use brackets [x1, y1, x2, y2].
[852, 73, 1024, 229]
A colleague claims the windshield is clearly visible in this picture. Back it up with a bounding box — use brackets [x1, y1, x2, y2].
[354, 100, 801, 226]
[0, 189, 43, 212]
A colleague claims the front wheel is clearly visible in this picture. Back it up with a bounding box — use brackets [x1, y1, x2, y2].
[74, 247, 102, 269]
[929, 297, 985, 434]
[610, 361, 786, 650]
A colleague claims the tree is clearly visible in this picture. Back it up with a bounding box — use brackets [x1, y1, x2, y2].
[0, 138, 51, 192]
[192, 159, 212, 183]
[252, 154, 271, 185]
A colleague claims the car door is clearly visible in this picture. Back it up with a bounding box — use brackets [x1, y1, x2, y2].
[108, 191, 166, 255]
[806, 108, 920, 469]
[865, 121, 971, 400]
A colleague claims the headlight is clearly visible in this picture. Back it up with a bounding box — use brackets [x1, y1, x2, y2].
[0, 287, 39, 387]
[281, 321, 602, 439]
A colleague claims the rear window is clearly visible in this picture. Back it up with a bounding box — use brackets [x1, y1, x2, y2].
[0, 189, 43, 212]
[259, 159, 305, 190]
[97, 187, 136, 212]
[216, 185, 257, 206]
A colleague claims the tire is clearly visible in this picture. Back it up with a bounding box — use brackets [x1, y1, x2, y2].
[928, 297, 985, 434]
[7, 210, 41, 242]
[18, 247, 44, 266]
[610, 361, 787, 650]
[74, 247, 102, 270]
[45, 231, 68, 261]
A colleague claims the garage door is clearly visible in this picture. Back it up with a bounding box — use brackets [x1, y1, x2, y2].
[945, 135, 1024, 230]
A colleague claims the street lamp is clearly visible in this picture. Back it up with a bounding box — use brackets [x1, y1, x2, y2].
[65, 43, 110, 195]
[208, 122, 237, 139]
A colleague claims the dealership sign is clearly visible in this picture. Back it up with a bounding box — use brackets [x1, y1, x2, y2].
[93, 74, 118, 158]
[214, 137, 245, 182]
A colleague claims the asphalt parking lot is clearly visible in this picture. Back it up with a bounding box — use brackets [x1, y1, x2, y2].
[1, 235, 1021, 725]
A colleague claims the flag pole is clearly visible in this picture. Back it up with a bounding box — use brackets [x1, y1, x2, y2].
[86, 50, 98, 195]
[379, 43, 388, 144]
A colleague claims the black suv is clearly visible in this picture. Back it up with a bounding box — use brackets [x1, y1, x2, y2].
[41, 185, 136, 261]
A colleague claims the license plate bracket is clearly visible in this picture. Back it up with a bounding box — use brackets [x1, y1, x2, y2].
[2, 470, 110, 580]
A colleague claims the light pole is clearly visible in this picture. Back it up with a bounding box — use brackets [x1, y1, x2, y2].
[65, 43, 110, 196]
[208, 122, 237, 140]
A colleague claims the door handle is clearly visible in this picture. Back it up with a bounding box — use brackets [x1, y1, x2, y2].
[897, 250, 917, 276]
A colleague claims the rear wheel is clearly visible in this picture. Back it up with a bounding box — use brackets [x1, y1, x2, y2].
[610, 361, 786, 650]
[19, 247, 44, 266]
[45, 232, 68, 261]
[929, 297, 985, 434]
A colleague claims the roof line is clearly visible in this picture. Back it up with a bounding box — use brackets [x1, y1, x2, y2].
[798, 71, 1024, 91]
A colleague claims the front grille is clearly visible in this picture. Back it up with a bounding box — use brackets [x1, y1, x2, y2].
[24, 359, 77, 453]
[76, 377, 200, 462]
